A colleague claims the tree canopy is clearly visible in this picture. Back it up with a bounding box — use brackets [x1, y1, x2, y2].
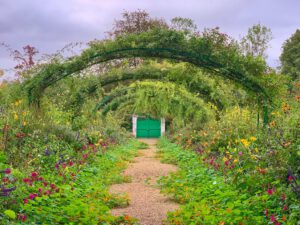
[280, 29, 300, 80]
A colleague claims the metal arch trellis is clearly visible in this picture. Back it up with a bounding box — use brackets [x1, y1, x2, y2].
[27, 46, 271, 124]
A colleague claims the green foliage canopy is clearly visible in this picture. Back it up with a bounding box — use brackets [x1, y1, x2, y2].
[280, 29, 300, 80]
[26, 28, 269, 106]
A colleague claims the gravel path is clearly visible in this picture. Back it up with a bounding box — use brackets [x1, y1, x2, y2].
[110, 139, 179, 225]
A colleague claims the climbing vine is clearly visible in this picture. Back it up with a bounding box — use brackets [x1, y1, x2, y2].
[96, 81, 214, 128]
[26, 28, 269, 107]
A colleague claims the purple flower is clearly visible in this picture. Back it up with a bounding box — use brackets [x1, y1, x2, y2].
[44, 148, 50, 156]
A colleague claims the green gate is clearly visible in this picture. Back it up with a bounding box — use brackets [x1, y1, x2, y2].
[136, 118, 161, 138]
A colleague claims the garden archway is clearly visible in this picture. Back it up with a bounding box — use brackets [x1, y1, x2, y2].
[25, 29, 270, 123]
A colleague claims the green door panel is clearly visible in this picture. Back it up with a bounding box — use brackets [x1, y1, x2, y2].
[136, 118, 161, 138]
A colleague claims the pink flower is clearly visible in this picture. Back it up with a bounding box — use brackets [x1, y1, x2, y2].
[23, 198, 28, 204]
[23, 178, 30, 183]
[43, 181, 48, 187]
[283, 204, 287, 211]
[282, 194, 286, 201]
[69, 161, 73, 166]
[270, 214, 276, 222]
[44, 190, 51, 195]
[62, 163, 67, 169]
[267, 189, 274, 195]
[5, 168, 11, 174]
[55, 163, 59, 170]
[225, 161, 229, 167]
[29, 193, 36, 200]
[38, 188, 43, 194]
[38, 177, 44, 181]
[50, 184, 56, 189]
[238, 151, 243, 156]
[288, 175, 293, 181]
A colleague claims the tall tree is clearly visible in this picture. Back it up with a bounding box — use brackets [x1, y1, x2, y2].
[171, 17, 197, 33]
[240, 24, 273, 58]
[108, 9, 168, 38]
[280, 29, 300, 80]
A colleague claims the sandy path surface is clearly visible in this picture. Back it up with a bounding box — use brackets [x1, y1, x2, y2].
[110, 139, 179, 225]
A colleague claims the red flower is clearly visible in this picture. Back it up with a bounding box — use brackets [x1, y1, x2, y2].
[21, 214, 27, 222]
[29, 193, 36, 200]
[43, 181, 48, 187]
[23, 198, 28, 204]
[3, 177, 9, 183]
[18, 214, 27, 222]
[270, 214, 276, 223]
[288, 175, 293, 181]
[267, 189, 274, 195]
[44, 190, 51, 195]
[5, 168, 11, 174]
[23, 178, 31, 183]
[50, 183, 56, 189]
[282, 194, 286, 201]
[283, 204, 287, 211]
[225, 161, 229, 167]
[264, 209, 269, 217]
[31, 172, 38, 177]
[270, 214, 276, 222]
[38, 188, 43, 194]
[62, 163, 67, 169]
[69, 161, 73, 167]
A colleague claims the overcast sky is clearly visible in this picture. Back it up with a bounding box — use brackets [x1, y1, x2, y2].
[0, 0, 299, 80]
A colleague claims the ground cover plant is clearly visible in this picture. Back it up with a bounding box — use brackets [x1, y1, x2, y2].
[157, 138, 299, 225]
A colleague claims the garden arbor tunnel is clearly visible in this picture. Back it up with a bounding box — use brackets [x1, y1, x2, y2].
[72, 66, 230, 111]
[26, 28, 270, 124]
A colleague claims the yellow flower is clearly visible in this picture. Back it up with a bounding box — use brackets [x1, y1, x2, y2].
[269, 121, 276, 127]
[22, 111, 27, 116]
[23, 121, 27, 126]
[251, 155, 257, 160]
[223, 157, 228, 162]
[240, 139, 250, 148]
[233, 159, 238, 163]
[250, 136, 257, 141]
[237, 168, 243, 173]
[254, 148, 259, 153]
[14, 114, 19, 120]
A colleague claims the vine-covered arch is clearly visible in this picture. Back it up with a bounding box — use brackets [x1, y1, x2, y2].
[72, 65, 230, 111]
[26, 28, 269, 106]
[95, 81, 213, 127]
